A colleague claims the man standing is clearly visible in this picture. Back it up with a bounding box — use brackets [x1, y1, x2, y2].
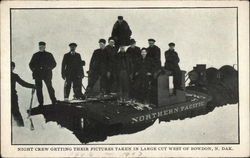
[61, 43, 85, 100]
[146, 39, 161, 72]
[164, 42, 182, 91]
[11, 62, 35, 126]
[111, 16, 132, 51]
[29, 42, 57, 106]
[103, 37, 118, 94]
[117, 45, 132, 101]
[133, 48, 154, 103]
[86, 39, 106, 94]
[126, 39, 141, 72]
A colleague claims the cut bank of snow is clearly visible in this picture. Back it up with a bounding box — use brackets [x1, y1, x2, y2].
[12, 104, 238, 144]
[12, 115, 80, 144]
[95, 104, 238, 144]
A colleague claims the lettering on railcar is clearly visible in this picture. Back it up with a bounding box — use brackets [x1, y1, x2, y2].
[131, 101, 205, 124]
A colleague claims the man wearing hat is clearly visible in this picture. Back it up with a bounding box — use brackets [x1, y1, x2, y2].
[103, 37, 119, 94]
[164, 42, 182, 92]
[111, 16, 132, 51]
[132, 48, 154, 103]
[117, 45, 133, 101]
[126, 39, 141, 69]
[29, 41, 57, 106]
[146, 39, 161, 72]
[86, 39, 107, 94]
[61, 43, 85, 100]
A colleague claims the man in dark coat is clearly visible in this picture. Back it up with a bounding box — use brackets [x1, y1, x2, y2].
[146, 39, 161, 72]
[111, 16, 132, 51]
[132, 48, 154, 103]
[103, 37, 118, 94]
[11, 62, 35, 126]
[126, 39, 141, 72]
[86, 39, 106, 93]
[61, 43, 85, 100]
[29, 42, 57, 106]
[117, 45, 133, 101]
[164, 42, 182, 91]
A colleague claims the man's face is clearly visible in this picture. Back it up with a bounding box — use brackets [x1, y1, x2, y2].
[169, 46, 175, 50]
[148, 41, 155, 47]
[39, 45, 46, 51]
[109, 40, 115, 46]
[99, 42, 105, 49]
[11, 65, 15, 72]
[120, 46, 125, 52]
[141, 50, 147, 58]
[70, 46, 77, 51]
[131, 43, 136, 48]
[118, 19, 123, 23]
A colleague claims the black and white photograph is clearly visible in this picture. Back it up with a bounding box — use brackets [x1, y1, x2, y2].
[1, 1, 249, 157]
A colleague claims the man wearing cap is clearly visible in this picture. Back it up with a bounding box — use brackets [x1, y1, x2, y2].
[86, 39, 106, 94]
[111, 16, 132, 51]
[133, 48, 154, 103]
[103, 37, 119, 94]
[146, 39, 161, 72]
[164, 42, 182, 92]
[117, 45, 133, 101]
[29, 41, 57, 106]
[126, 39, 141, 72]
[61, 43, 85, 100]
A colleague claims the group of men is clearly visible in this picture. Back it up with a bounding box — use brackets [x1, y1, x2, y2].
[11, 41, 86, 126]
[11, 15, 182, 127]
[86, 36, 182, 103]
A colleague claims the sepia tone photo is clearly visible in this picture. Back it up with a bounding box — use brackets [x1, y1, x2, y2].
[10, 7, 239, 144]
[1, 1, 249, 157]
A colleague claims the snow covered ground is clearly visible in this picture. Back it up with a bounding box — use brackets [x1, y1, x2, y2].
[12, 103, 238, 144]
[11, 8, 238, 144]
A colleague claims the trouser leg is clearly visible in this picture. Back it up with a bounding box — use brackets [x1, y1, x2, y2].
[64, 78, 72, 98]
[44, 79, 57, 104]
[118, 71, 123, 98]
[120, 70, 129, 99]
[35, 79, 43, 105]
[11, 95, 24, 127]
[105, 74, 112, 94]
[100, 73, 105, 92]
[73, 77, 84, 99]
[87, 71, 99, 89]
[173, 69, 182, 90]
[112, 72, 119, 93]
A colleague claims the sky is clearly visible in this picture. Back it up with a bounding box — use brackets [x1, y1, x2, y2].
[11, 8, 238, 144]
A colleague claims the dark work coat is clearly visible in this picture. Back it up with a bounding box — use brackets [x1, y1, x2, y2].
[146, 45, 161, 71]
[61, 52, 84, 80]
[126, 46, 141, 71]
[29, 51, 56, 80]
[117, 51, 132, 75]
[164, 49, 180, 71]
[103, 45, 118, 73]
[89, 48, 106, 74]
[134, 56, 154, 76]
[111, 20, 132, 46]
[132, 56, 154, 102]
[11, 72, 34, 95]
